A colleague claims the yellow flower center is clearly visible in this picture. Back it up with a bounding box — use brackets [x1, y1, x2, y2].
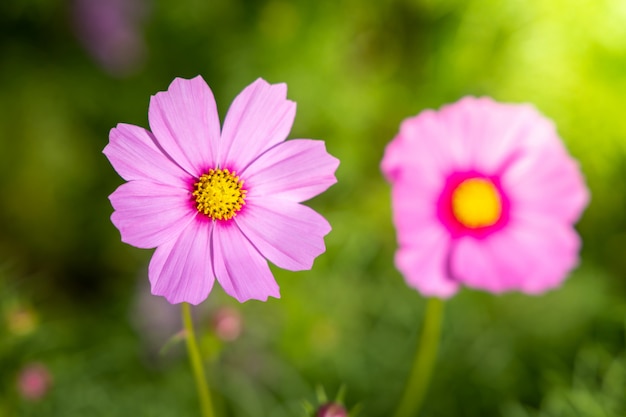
[193, 168, 247, 221]
[451, 178, 501, 228]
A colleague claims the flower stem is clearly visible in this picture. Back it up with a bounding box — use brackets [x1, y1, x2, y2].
[182, 302, 216, 417]
[393, 298, 445, 417]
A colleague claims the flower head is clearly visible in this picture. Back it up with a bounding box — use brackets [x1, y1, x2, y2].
[211, 306, 242, 342]
[17, 363, 52, 401]
[381, 97, 589, 297]
[104, 76, 338, 304]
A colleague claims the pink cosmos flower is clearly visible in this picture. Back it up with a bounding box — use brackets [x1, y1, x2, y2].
[381, 97, 589, 297]
[104, 76, 338, 304]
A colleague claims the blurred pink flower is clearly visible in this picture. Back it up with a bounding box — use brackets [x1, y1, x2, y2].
[17, 363, 52, 401]
[211, 306, 242, 342]
[381, 97, 589, 297]
[104, 76, 338, 304]
[72, 0, 149, 76]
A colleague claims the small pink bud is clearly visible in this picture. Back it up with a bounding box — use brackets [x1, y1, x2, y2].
[211, 307, 242, 342]
[316, 403, 348, 417]
[17, 363, 52, 401]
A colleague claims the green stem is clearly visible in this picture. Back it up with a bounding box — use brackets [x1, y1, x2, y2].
[182, 302, 216, 417]
[393, 298, 445, 417]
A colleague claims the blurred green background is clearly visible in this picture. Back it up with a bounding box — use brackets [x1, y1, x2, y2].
[1, 0, 625, 416]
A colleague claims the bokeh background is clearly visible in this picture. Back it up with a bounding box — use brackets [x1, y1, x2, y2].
[1, 0, 625, 416]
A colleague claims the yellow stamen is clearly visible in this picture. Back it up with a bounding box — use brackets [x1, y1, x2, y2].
[193, 169, 247, 221]
[451, 178, 501, 228]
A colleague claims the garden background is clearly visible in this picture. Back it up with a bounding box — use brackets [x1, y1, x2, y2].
[0, 0, 625, 416]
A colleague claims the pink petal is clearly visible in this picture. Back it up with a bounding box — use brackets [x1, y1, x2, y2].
[148, 76, 219, 176]
[382, 98, 561, 183]
[503, 140, 589, 224]
[212, 223, 280, 302]
[242, 139, 339, 202]
[436, 97, 540, 174]
[388, 175, 442, 248]
[148, 218, 215, 305]
[220, 78, 296, 170]
[234, 199, 331, 271]
[381, 109, 463, 192]
[109, 181, 195, 249]
[385, 159, 458, 297]
[451, 217, 581, 294]
[395, 223, 459, 298]
[104, 123, 190, 186]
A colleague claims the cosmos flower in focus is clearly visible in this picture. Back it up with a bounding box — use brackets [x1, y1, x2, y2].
[104, 76, 338, 304]
[381, 97, 589, 297]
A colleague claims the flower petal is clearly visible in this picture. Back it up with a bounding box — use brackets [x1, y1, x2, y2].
[385, 164, 458, 297]
[212, 223, 280, 302]
[148, 219, 215, 305]
[436, 97, 539, 174]
[220, 78, 296, 170]
[503, 140, 589, 224]
[109, 181, 195, 249]
[104, 123, 189, 186]
[381, 108, 462, 192]
[395, 224, 459, 298]
[234, 199, 331, 271]
[148, 76, 220, 176]
[451, 218, 581, 294]
[389, 175, 441, 247]
[242, 139, 339, 202]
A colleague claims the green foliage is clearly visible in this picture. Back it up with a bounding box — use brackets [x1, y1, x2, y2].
[503, 345, 626, 417]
